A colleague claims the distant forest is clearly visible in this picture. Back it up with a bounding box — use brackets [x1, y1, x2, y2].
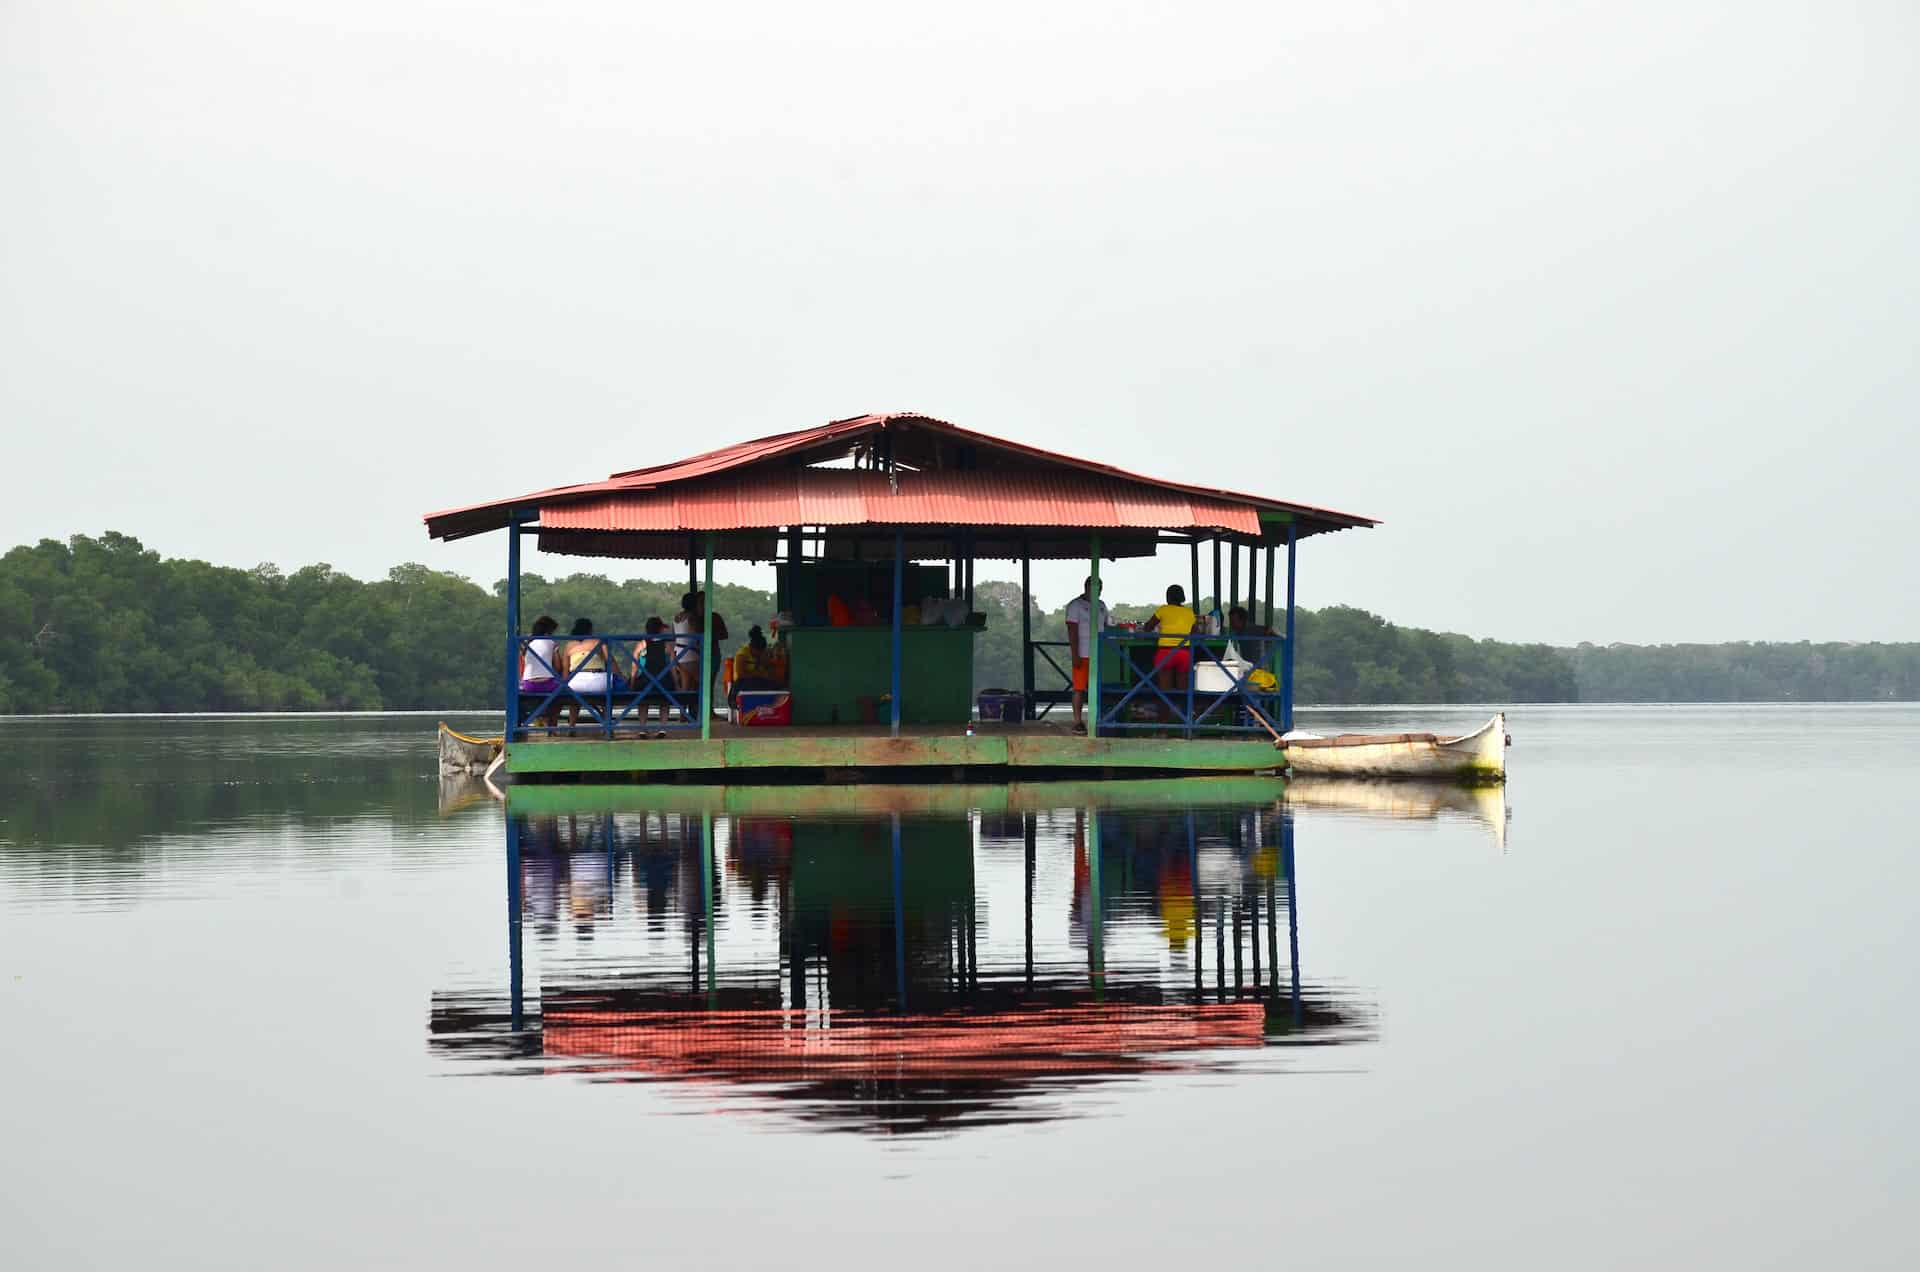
[1, 534, 1915, 712]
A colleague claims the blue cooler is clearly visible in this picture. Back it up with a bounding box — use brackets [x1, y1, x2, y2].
[975, 690, 1025, 723]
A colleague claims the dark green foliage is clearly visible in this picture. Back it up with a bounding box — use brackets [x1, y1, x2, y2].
[3, 533, 1914, 711]
[1567, 640, 1920, 702]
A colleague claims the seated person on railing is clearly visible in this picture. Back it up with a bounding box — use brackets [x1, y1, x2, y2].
[1063, 575, 1108, 730]
[562, 617, 615, 727]
[1143, 584, 1198, 698]
[519, 614, 562, 728]
[1227, 606, 1273, 651]
[629, 617, 674, 718]
[729, 626, 783, 709]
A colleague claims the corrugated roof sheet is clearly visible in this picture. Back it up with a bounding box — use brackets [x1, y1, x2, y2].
[536, 470, 1262, 536]
[423, 412, 1378, 542]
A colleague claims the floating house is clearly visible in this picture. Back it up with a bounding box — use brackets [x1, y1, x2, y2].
[424, 413, 1376, 780]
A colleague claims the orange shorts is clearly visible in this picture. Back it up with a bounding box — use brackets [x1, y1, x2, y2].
[1072, 657, 1090, 692]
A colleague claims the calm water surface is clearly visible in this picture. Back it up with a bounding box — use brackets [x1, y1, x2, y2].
[2, 707, 1914, 1269]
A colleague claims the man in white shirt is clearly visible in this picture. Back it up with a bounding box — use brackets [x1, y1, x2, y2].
[1062, 576, 1109, 729]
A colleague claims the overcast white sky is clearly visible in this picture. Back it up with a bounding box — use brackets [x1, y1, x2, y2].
[4, 1, 1915, 643]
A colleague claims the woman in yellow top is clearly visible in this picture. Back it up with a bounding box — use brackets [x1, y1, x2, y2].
[1143, 584, 1198, 692]
[561, 617, 613, 728]
[728, 625, 785, 710]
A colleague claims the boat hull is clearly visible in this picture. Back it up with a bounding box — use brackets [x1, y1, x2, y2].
[1281, 713, 1506, 782]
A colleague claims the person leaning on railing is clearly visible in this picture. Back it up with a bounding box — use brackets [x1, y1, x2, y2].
[1143, 585, 1198, 707]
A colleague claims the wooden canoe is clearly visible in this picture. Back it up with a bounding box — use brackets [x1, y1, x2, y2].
[1280, 712, 1507, 782]
[437, 721, 503, 775]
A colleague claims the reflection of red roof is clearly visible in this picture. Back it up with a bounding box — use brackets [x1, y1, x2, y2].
[424, 412, 1377, 544]
[543, 1003, 1266, 1082]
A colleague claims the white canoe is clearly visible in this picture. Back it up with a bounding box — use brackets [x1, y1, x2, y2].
[1280, 713, 1507, 782]
[437, 721, 502, 775]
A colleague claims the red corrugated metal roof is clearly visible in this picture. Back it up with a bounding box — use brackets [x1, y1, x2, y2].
[537, 470, 1262, 536]
[423, 412, 1378, 541]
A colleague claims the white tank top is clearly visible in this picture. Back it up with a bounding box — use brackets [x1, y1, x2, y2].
[672, 616, 700, 664]
[523, 637, 558, 681]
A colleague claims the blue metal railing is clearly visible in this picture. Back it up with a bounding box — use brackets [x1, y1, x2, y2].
[509, 633, 709, 740]
[1024, 639, 1074, 717]
[1093, 630, 1285, 739]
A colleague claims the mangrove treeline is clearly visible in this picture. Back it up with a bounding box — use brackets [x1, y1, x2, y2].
[1, 534, 1914, 712]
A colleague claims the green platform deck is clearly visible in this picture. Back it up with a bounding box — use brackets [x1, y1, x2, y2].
[505, 774, 1288, 817]
[507, 721, 1286, 781]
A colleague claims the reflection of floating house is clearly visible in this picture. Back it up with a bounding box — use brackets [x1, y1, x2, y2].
[428, 789, 1369, 1134]
[424, 413, 1376, 780]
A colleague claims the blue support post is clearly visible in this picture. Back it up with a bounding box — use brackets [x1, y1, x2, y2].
[1247, 541, 1258, 631]
[700, 533, 715, 742]
[503, 516, 522, 741]
[1283, 522, 1297, 732]
[1189, 538, 1200, 617]
[1212, 538, 1222, 615]
[1020, 542, 1034, 718]
[890, 528, 904, 737]
[1264, 544, 1277, 634]
[1086, 534, 1101, 739]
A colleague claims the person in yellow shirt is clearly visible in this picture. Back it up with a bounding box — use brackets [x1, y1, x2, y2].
[1143, 584, 1198, 694]
[729, 626, 784, 710]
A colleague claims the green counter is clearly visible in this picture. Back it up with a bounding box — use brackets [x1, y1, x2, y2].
[785, 625, 978, 725]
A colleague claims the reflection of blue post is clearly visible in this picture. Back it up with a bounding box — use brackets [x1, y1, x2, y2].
[1282, 521, 1297, 732]
[891, 813, 906, 1011]
[1282, 810, 1300, 1023]
[506, 814, 523, 1031]
[1087, 810, 1104, 999]
[504, 515, 522, 741]
[701, 812, 716, 1009]
[1187, 811, 1201, 997]
[890, 529, 905, 737]
[1023, 813, 1036, 992]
